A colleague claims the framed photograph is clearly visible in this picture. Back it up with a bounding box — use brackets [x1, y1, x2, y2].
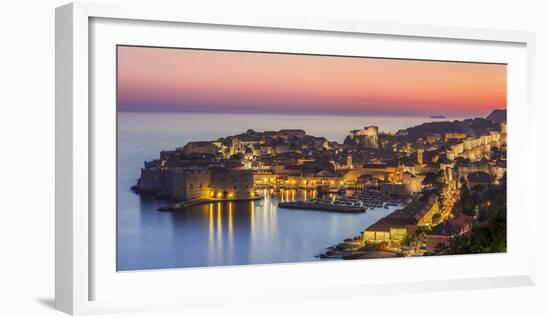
[56, 2, 537, 315]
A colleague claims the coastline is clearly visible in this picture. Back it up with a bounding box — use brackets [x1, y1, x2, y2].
[117, 111, 506, 269]
[157, 196, 263, 212]
[318, 236, 400, 260]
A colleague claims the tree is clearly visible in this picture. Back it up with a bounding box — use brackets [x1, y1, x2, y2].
[446, 175, 506, 255]
[422, 170, 445, 187]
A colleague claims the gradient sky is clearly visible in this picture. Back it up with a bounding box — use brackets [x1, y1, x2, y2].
[117, 46, 506, 118]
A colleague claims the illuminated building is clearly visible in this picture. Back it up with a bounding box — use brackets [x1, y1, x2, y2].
[417, 148, 424, 165]
[137, 167, 255, 202]
[444, 132, 467, 142]
[363, 195, 440, 243]
[347, 154, 353, 169]
[348, 126, 379, 149]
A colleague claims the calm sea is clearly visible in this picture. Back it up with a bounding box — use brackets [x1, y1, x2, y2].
[117, 112, 462, 271]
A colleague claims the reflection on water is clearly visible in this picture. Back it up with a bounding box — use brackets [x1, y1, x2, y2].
[117, 189, 397, 270]
[116, 112, 426, 271]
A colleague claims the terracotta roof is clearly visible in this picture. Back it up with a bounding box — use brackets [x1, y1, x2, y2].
[366, 195, 437, 232]
[429, 214, 472, 236]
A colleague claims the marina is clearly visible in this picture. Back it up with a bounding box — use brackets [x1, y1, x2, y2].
[114, 43, 508, 272]
[276, 188, 405, 213]
[117, 111, 506, 270]
[351, 188, 404, 209]
[278, 200, 365, 213]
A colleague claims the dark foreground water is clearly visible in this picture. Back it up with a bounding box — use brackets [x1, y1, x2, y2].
[117, 112, 459, 271]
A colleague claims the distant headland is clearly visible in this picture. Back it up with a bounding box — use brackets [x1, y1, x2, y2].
[485, 109, 506, 123]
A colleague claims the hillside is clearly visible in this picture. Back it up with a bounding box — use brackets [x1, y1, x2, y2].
[485, 109, 506, 123]
[396, 118, 500, 142]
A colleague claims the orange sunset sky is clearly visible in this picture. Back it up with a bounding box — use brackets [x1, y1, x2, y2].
[117, 46, 506, 118]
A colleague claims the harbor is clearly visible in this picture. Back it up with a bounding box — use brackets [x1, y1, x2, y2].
[158, 195, 262, 212]
[276, 188, 406, 213]
[278, 201, 365, 213]
[159, 187, 402, 214]
[118, 172, 399, 270]
[115, 43, 508, 272]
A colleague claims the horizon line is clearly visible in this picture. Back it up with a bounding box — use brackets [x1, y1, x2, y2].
[116, 108, 499, 119]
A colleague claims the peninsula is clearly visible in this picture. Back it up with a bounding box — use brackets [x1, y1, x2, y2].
[133, 111, 507, 257]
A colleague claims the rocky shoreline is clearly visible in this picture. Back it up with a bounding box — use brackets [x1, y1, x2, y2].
[318, 238, 400, 260]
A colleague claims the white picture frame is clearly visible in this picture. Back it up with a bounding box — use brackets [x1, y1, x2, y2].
[56, 1, 537, 315]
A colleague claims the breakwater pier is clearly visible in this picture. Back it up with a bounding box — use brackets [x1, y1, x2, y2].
[278, 201, 366, 213]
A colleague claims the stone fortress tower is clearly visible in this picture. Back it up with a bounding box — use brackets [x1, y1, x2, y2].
[417, 148, 424, 165]
[348, 126, 379, 149]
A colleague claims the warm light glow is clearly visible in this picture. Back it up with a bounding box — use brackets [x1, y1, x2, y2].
[250, 201, 256, 239]
[217, 202, 222, 246]
[228, 202, 233, 243]
[118, 46, 506, 117]
[208, 204, 214, 250]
